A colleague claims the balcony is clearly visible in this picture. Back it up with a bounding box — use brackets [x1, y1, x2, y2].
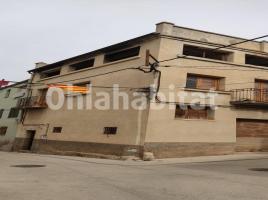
[17, 96, 47, 109]
[230, 88, 268, 108]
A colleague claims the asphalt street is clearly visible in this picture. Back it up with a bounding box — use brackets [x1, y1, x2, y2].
[0, 152, 268, 200]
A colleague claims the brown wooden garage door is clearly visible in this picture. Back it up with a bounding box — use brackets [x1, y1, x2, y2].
[237, 119, 268, 137]
[236, 119, 268, 152]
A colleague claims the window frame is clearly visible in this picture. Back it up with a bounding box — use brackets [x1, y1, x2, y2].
[104, 46, 140, 63]
[175, 105, 215, 120]
[52, 127, 62, 133]
[103, 127, 117, 135]
[255, 79, 268, 102]
[40, 68, 61, 79]
[245, 54, 268, 67]
[8, 108, 20, 118]
[186, 74, 223, 91]
[73, 81, 91, 87]
[70, 59, 95, 71]
[0, 126, 8, 136]
[0, 109, 4, 118]
[183, 44, 233, 62]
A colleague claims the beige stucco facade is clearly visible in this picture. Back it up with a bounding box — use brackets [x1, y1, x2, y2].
[14, 22, 268, 158]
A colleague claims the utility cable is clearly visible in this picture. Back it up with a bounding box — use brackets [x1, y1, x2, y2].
[157, 34, 268, 64]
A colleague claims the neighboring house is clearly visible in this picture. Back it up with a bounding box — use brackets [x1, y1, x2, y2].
[13, 22, 268, 158]
[0, 80, 28, 151]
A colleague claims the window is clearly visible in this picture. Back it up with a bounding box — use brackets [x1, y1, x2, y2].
[53, 127, 62, 133]
[245, 54, 268, 67]
[0, 127, 7, 136]
[40, 69, 61, 79]
[175, 105, 214, 120]
[104, 127, 117, 135]
[183, 45, 232, 61]
[68, 82, 91, 95]
[104, 46, 140, 63]
[70, 59, 95, 71]
[0, 109, 4, 118]
[255, 80, 268, 102]
[186, 74, 222, 90]
[74, 81, 91, 87]
[8, 108, 20, 118]
[5, 89, 11, 98]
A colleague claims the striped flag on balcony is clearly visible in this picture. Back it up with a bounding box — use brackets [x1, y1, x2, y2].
[47, 84, 89, 94]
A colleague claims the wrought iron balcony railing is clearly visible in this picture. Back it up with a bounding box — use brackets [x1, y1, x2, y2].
[17, 96, 47, 109]
[230, 88, 268, 106]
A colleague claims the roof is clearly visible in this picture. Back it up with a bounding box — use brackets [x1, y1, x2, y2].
[0, 79, 29, 91]
[174, 25, 267, 43]
[29, 32, 160, 73]
[157, 22, 267, 43]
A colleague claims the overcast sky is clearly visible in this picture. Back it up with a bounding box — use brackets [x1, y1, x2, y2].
[1, 0, 267, 81]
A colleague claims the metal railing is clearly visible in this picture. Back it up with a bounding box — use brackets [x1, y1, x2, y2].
[17, 96, 47, 108]
[230, 88, 268, 103]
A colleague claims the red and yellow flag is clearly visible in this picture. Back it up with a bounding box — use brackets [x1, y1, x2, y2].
[48, 84, 89, 94]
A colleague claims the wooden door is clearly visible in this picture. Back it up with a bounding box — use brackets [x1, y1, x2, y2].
[255, 80, 268, 102]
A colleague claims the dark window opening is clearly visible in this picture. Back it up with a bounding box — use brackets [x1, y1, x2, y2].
[186, 74, 223, 90]
[175, 105, 214, 120]
[74, 81, 91, 87]
[104, 46, 140, 63]
[70, 59, 95, 71]
[183, 45, 232, 61]
[8, 108, 20, 118]
[0, 109, 4, 118]
[245, 54, 268, 67]
[104, 127, 117, 135]
[5, 89, 11, 98]
[53, 127, 62, 133]
[0, 127, 8, 136]
[40, 69, 61, 79]
[71, 82, 91, 94]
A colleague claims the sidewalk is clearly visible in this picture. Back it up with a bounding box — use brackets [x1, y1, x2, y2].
[154, 152, 268, 165]
[10, 152, 268, 166]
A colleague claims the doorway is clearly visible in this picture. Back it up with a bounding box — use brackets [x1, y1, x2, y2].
[236, 118, 268, 152]
[23, 130, 36, 151]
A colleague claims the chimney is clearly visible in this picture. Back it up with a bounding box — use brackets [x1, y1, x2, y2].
[156, 22, 174, 35]
[35, 62, 47, 68]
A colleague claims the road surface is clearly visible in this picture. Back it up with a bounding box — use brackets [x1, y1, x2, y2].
[0, 152, 268, 200]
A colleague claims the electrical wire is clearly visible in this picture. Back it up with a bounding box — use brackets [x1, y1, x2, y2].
[2, 69, 266, 90]
[152, 34, 268, 106]
[2, 64, 267, 90]
[3, 34, 268, 92]
[2, 65, 154, 90]
[157, 34, 268, 64]
[211, 35, 268, 52]
[159, 64, 268, 71]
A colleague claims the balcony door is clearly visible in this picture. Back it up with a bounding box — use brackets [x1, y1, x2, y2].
[37, 89, 48, 106]
[255, 80, 268, 102]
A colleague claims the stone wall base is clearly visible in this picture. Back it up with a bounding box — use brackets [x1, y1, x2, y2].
[144, 142, 236, 159]
[0, 140, 14, 152]
[236, 137, 268, 152]
[13, 138, 143, 157]
[14, 138, 266, 159]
